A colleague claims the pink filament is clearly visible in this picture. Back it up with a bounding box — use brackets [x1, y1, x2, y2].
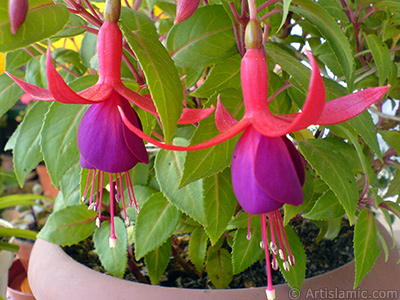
[83, 169, 92, 200]
[89, 169, 97, 206]
[118, 173, 129, 222]
[247, 213, 252, 240]
[109, 174, 116, 241]
[126, 171, 139, 213]
[261, 214, 273, 291]
[276, 210, 294, 262]
[271, 211, 288, 263]
[98, 171, 104, 219]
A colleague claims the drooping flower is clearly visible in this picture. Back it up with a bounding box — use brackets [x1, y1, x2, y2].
[119, 13, 390, 299]
[7, 0, 213, 248]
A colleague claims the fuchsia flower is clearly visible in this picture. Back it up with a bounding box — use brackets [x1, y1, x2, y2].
[119, 17, 389, 298]
[7, 4, 213, 248]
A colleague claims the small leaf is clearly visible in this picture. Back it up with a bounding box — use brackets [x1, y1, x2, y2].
[365, 34, 391, 86]
[354, 209, 381, 288]
[0, 193, 53, 210]
[56, 163, 81, 211]
[232, 227, 262, 275]
[155, 138, 206, 225]
[167, 5, 237, 67]
[278, 0, 293, 32]
[41, 103, 87, 187]
[206, 247, 233, 289]
[145, 239, 172, 285]
[346, 111, 382, 160]
[0, 228, 36, 240]
[203, 169, 237, 245]
[13, 101, 50, 186]
[291, 0, 354, 90]
[191, 55, 241, 98]
[38, 205, 97, 246]
[298, 139, 358, 223]
[303, 190, 345, 220]
[134, 192, 180, 259]
[189, 227, 208, 272]
[93, 218, 128, 278]
[0, 4, 70, 52]
[121, 24, 184, 144]
[379, 201, 400, 220]
[379, 130, 400, 155]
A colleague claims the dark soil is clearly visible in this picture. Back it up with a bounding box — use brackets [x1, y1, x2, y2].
[64, 218, 354, 289]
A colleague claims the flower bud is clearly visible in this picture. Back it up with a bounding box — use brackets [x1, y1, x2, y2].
[8, 0, 29, 35]
[104, 0, 121, 23]
[174, 0, 200, 24]
[245, 19, 263, 50]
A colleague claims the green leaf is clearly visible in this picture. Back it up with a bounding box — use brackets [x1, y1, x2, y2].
[385, 169, 400, 198]
[278, 0, 293, 32]
[80, 31, 98, 69]
[0, 241, 19, 252]
[166, 5, 237, 67]
[291, 0, 354, 90]
[232, 227, 263, 275]
[303, 190, 345, 220]
[13, 101, 50, 186]
[203, 169, 237, 245]
[93, 218, 128, 278]
[38, 205, 97, 246]
[379, 130, 400, 155]
[0, 228, 36, 240]
[379, 201, 400, 219]
[120, 7, 158, 38]
[354, 209, 381, 288]
[365, 34, 391, 86]
[180, 90, 242, 187]
[41, 103, 87, 187]
[376, 230, 389, 262]
[134, 192, 180, 259]
[191, 55, 241, 98]
[189, 227, 208, 272]
[206, 247, 233, 289]
[6, 47, 40, 71]
[346, 111, 382, 160]
[121, 25, 184, 143]
[277, 225, 306, 290]
[0, 193, 53, 210]
[155, 138, 206, 224]
[0, 4, 70, 52]
[265, 43, 310, 94]
[298, 139, 358, 223]
[52, 14, 86, 39]
[56, 163, 81, 211]
[145, 239, 172, 285]
[0, 73, 24, 118]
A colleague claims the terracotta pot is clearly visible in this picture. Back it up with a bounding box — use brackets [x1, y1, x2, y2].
[13, 239, 34, 272]
[28, 223, 400, 300]
[7, 259, 36, 300]
[35, 165, 59, 199]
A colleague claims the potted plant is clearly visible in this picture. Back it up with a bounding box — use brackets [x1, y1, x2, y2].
[1, 0, 400, 299]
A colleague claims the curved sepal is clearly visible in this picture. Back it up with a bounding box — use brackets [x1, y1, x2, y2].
[46, 48, 103, 104]
[253, 50, 325, 137]
[118, 105, 249, 151]
[6, 72, 54, 101]
[215, 96, 238, 133]
[115, 84, 158, 115]
[178, 106, 215, 124]
[316, 86, 390, 125]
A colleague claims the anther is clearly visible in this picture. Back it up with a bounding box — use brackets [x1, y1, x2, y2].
[246, 232, 252, 240]
[270, 242, 278, 254]
[136, 206, 140, 214]
[289, 254, 295, 266]
[88, 203, 96, 211]
[109, 237, 117, 248]
[283, 261, 290, 272]
[260, 240, 265, 249]
[125, 216, 131, 227]
[271, 257, 278, 271]
[115, 194, 120, 203]
[81, 196, 87, 204]
[96, 217, 101, 228]
[279, 249, 284, 260]
[266, 288, 276, 300]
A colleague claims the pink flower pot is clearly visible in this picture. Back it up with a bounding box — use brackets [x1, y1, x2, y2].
[28, 222, 400, 300]
[8, 259, 36, 300]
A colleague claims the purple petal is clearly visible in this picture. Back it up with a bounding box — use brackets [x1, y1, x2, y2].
[254, 134, 303, 207]
[231, 127, 283, 214]
[78, 92, 148, 173]
[281, 136, 305, 186]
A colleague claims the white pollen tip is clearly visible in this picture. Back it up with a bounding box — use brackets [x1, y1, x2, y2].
[96, 217, 101, 228]
[81, 196, 87, 204]
[109, 237, 117, 248]
[266, 288, 276, 300]
[246, 233, 252, 240]
[283, 261, 290, 272]
[279, 249, 284, 260]
[260, 241, 265, 249]
[125, 217, 131, 227]
[135, 207, 140, 214]
[289, 255, 295, 266]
